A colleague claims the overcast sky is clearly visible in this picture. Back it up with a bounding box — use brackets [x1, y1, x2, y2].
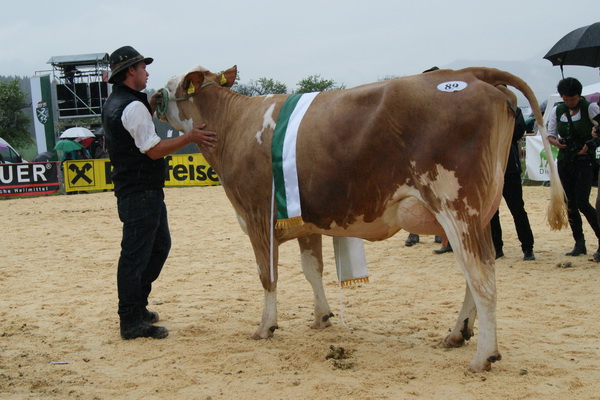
[2, 0, 598, 99]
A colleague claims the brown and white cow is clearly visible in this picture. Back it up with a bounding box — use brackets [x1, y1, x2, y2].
[159, 66, 566, 372]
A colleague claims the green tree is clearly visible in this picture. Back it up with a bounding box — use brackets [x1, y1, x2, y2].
[233, 77, 288, 96]
[295, 74, 345, 93]
[0, 79, 31, 148]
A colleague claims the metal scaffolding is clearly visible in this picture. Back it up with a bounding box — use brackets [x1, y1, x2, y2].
[47, 53, 110, 119]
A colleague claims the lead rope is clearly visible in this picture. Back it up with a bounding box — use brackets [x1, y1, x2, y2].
[155, 88, 171, 117]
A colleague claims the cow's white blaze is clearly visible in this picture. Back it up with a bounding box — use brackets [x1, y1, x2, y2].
[256, 103, 276, 145]
[178, 115, 194, 133]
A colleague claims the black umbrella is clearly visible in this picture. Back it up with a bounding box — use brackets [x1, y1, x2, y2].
[544, 22, 600, 76]
[33, 151, 54, 162]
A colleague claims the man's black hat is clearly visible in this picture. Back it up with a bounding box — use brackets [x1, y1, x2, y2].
[108, 46, 153, 83]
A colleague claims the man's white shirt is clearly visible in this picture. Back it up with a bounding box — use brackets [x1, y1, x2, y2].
[121, 101, 161, 153]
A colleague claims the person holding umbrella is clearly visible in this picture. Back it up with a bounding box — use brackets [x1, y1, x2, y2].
[547, 77, 600, 259]
[102, 46, 217, 340]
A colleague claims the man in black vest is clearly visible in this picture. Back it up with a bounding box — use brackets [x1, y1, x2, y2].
[102, 46, 217, 339]
[547, 77, 600, 259]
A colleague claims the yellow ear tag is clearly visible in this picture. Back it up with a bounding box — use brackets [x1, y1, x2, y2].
[220, 74, 227, 85]
[187, 82, 196, 96]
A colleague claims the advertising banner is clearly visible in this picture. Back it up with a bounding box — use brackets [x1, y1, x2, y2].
[525, 136, 558, 181]
[525, 135, 599, 181]
[0, 161, 60, 196]
[63, 153, 219, 192]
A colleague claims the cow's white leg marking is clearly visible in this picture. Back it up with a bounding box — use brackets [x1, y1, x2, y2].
[254, 288, 278, 339]
[442, 221, 500, 372]
[413, 165, 500, 372]
[298, 235, 333, 329]
[444, 281, 477, 347]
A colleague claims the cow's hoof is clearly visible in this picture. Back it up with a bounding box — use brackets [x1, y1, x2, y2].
[441, 334, 465, 348]
[252, 325, 277, 339]
[323, 312, 334, 322]
[469, 352, 502, 372]
[311, 319, 332, 330]
[311, 313, 334, 329]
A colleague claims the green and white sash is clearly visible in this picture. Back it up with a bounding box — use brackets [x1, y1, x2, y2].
[269, 92, 368, 287]
[271, 92, 318, 228]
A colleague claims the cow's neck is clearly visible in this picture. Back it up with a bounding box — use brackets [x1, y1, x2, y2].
[194, 87, 288, 173]
[195, 86, 248, 131]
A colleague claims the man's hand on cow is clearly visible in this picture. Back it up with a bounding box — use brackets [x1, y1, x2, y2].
[187, 124, 217, 152]
[150, 91, 163, 115]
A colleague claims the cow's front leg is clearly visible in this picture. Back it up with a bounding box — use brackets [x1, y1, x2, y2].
[254, 288, 278, 339]
[247, 226, 279, 339]
[443, 281, 477, 348]
[297, 235, 334, 329]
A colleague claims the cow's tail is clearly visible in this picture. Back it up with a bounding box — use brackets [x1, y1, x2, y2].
[465, 67, 568, 230]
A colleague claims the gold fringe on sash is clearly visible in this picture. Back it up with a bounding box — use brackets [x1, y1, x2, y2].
[275, 216, 305, 230]
[340, 277, 369, 287]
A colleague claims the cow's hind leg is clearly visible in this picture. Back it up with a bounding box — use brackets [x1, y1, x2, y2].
[444, 223, 501, 372]
[443, 282, 477, 347]
[297, 234, 334, 329]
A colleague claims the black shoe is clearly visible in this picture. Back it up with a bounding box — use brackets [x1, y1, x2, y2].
[566, 245, 586, 256]
[434, 236, 442, 243]
[405, 233, 420, 247]
[120, 320, 168, 340]
[590, 252, 600, 262]
[433, 246, 453, 254]
[523, 250, 535, 261]
[141, 308, 159, 324]
[495, 249, 504, 259]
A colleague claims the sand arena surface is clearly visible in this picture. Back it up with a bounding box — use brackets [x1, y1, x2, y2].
[1, 185, 599, 399]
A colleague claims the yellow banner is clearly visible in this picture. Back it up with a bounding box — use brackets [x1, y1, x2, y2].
[63, 154, 219, 192]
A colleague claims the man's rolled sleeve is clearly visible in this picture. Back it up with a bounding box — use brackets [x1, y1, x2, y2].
[547, 105, 558, 138]
[121, 101, 161, 153]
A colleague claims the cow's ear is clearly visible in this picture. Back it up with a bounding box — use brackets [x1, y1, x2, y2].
[219, 65, 237, 88]
[182, 71, 205, 97]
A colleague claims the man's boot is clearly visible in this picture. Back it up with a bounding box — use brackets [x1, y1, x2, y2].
[141, 307, 160, 324]
[120, 308, 168, 340]
[566, 239, 586, 256]
[404, 233, 420, 247]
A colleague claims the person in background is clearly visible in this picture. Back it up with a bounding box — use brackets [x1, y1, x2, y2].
[404, 234, 442, 247]
[102, 45, 217, 340]
[547, 77, 600, 259]
[433, 235, 452, 254]
[491, 107, 535, 261]
[583, 117, 600, 261]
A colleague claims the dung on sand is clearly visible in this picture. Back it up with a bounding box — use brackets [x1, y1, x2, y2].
[1, 185, 599, 399]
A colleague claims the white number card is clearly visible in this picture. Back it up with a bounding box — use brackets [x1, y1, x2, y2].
[437, 81, 468, 93]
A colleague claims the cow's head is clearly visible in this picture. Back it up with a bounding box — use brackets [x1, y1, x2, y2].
[159, 65, 237, 131]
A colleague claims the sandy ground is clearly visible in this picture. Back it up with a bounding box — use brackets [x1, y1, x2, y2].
[1, 185, 600, 400]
